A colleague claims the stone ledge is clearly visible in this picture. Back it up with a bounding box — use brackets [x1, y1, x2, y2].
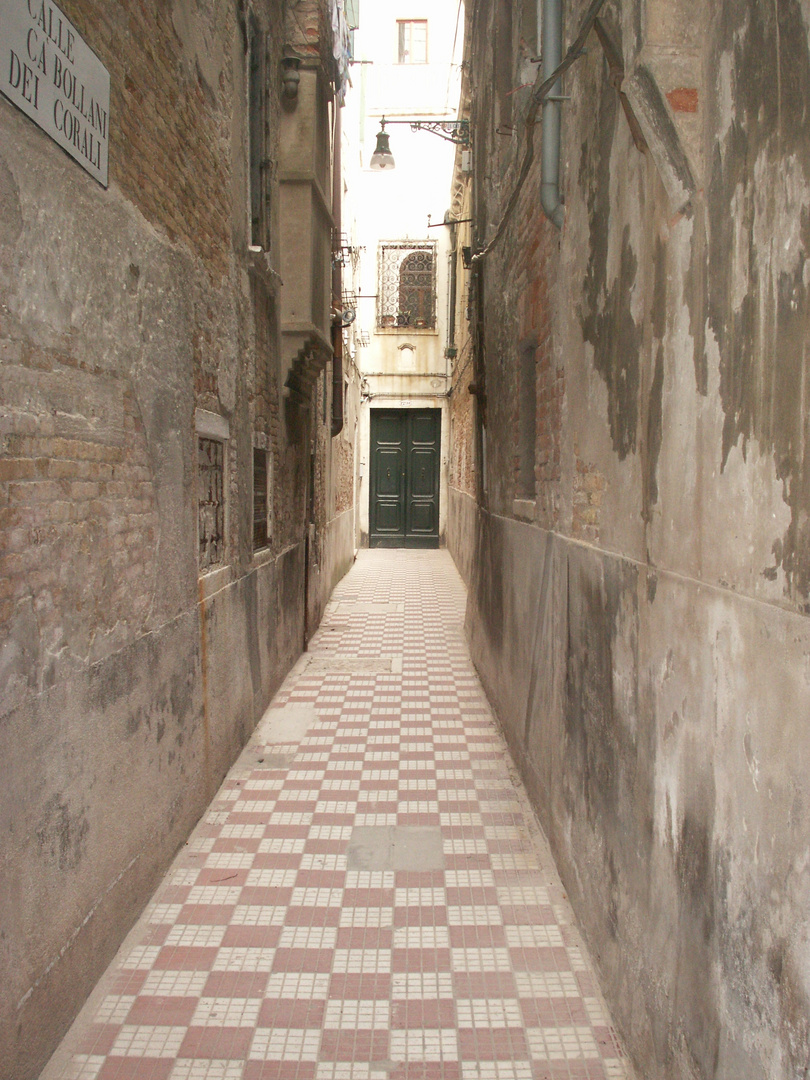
[512, 498, 537, 523]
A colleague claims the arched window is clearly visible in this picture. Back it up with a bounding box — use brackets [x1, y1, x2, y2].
[378, 242, 436, 329]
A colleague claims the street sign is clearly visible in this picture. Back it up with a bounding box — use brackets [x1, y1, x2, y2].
[1, 0, 110, 186]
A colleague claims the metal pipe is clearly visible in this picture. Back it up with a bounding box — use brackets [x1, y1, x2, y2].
[331, 105, 344, 438]
[541, 0, 564, 228]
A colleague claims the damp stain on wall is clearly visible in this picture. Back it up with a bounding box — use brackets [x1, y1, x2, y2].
[706, 0, 810, 601]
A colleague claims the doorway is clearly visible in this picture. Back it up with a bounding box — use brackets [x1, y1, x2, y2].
[369, 408, 441, 547]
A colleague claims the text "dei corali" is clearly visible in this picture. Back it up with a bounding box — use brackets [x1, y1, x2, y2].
[8, 0, 108, 169]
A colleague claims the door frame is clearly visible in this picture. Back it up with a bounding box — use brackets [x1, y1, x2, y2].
[369, 407, 441, 548]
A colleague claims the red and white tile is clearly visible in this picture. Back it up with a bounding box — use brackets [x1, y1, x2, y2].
[43, 551, 633, 1080]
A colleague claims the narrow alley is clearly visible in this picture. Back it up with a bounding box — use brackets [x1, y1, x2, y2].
[42, 551, 630, 1080]
[6, 1, 810, 1076]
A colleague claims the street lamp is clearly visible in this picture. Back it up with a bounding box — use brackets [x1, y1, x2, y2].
[369, 117, 470, 171]
[369, 120, 395, 171]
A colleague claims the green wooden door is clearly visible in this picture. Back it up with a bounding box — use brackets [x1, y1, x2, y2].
[370, 409, 440, 548]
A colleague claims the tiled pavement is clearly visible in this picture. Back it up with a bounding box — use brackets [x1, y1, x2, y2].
[43, 550, 633, 1080]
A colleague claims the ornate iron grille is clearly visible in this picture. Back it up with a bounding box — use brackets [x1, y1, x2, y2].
[253, 448, 270, 550]
[199, 437, 224, 570]
[377, 241, 436, 330]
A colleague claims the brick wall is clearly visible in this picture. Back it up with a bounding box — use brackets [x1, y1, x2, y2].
[61, 0, 234, 278]
[510, 136, 562, 526]
[0, 1, 345, 1073]
[572, 454, 606, 542]
[334, 430, 355, 514]
[449, 339, 476, 497]
[0, 344, 160, 702]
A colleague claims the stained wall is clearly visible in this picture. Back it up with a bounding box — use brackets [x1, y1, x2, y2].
[451, 1, 810, 1076]
[0, 1, 353, 1075]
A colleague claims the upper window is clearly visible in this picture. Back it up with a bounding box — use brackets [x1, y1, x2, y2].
[397, 20, 428, 64]
[248, 16, 268, 248]
[378, 242, 437, 330]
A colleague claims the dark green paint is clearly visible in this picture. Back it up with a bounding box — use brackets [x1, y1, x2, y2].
[369, 409, 440, 548]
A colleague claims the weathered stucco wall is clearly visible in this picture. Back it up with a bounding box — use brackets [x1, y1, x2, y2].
[446, 486, 477, 589]
[0, 1, 353, 1075]
[454, 0, 810, 1077]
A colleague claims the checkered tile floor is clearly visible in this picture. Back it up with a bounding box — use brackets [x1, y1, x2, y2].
[43, 550, 633, 1080]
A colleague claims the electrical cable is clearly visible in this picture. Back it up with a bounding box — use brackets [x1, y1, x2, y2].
[471, 0, 607, 263]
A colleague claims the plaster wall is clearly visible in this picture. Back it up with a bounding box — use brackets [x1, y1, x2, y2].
[354, 0, 462, 122]
[451, 0, 810, 1076]
[0, 1, 350, 1074]
[445, 485, 477, 587]
[309, 505, 357, 619]
[0, 103, 302, 1076]
[465, 509, 810, 1080]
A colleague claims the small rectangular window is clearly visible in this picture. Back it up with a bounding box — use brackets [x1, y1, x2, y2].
[248, 17, 266, 247]
[253, 448, 271, 550]
[199, 437, 225, 570]
[517, 337, 537, 499]
[398, 20, 427, 64]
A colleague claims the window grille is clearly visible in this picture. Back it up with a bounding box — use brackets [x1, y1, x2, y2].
[377, 242, 436, 330]
[253, 448, 271, 550]
[199, 437, 225, 570]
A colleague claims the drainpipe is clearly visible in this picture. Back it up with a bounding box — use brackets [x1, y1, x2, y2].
[331, 105, 344, 438]
[541, 0, 564, 228]
[446, 215, 457, 359]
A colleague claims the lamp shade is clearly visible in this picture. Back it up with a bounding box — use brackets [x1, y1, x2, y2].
[369, 127, 395, 171]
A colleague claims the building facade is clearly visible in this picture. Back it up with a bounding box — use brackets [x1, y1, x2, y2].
[448, 0, 810, 1077]
[342, 0, 463, 550]
[0, 1, 356, 1075]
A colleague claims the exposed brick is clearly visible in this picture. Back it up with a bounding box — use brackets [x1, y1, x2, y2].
[61, 0, 234, 278]
[0, 4, 355, 1072]
[666, 87, 699, 113]
[572, 458, 607, 541]
[0, 459, 43, 482]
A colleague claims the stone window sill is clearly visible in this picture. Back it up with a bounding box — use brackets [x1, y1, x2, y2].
[252, 546, 275, 569]
[512, 498, 537, 523]
[198, 563, 233, 600]
[375, 327, 438, 336]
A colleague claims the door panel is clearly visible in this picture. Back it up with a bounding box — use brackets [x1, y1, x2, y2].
[376, 448, 403, 497]
[410, 413, 437, 443]
[372, 442, 404, 536]
[370, 409, 440, 548]
[375, 412, 403, 443]
[375, 497, 403, 533]
[408, 499, 436, 535]
[409, 448, 436, 497]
